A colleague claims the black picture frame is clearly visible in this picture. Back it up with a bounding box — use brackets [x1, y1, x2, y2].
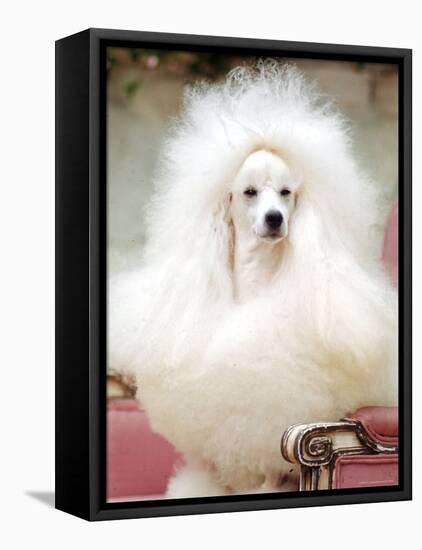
[55, 28, 412, 521]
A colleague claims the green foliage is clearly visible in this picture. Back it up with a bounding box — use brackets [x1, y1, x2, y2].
[124, 79, 141, 98]
[107, 47, 256, 82]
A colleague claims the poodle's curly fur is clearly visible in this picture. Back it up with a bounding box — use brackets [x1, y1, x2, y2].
[109, 62, 398, 497]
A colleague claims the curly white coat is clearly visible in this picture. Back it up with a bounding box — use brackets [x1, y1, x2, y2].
[109, 62, 398, 497]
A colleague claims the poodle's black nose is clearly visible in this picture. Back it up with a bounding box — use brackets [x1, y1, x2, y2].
[265, 210, 283, 229]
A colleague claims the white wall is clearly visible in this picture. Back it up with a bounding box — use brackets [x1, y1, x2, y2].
[0, 1, 418, 549]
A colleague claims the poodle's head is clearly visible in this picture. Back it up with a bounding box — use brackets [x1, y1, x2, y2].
[143, 62, 380, 307]
[230, 150, 300, 243]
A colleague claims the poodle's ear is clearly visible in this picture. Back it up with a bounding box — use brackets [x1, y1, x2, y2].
[226, 192, 233, 220]
[292, 170, 304, 210]
[221, 191, 235, 274]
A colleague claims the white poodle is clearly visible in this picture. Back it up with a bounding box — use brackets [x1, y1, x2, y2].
[109, 62, 398, 498]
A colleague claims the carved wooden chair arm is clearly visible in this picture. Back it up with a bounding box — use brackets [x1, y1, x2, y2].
[281, 416, 399, 491]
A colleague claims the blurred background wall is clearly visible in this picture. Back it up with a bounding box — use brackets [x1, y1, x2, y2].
[107, 48, 398, 275]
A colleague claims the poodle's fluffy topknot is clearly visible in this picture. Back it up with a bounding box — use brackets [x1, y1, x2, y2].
[144, 62, 375, 267]
[109, 62, 398, 495]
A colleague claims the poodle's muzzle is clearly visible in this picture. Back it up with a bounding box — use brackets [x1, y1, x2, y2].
[263, 210, 284, 239]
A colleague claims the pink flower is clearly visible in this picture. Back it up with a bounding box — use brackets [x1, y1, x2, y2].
[145, 55, 159, 70]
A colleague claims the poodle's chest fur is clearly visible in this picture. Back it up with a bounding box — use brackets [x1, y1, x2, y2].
[232, 232, 285, 302]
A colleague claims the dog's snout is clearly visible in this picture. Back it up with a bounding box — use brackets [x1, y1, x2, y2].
[265, 210, 283, 230]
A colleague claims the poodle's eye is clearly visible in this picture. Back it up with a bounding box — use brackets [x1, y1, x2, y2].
[280, 188, 291, 197]
[244, 187, 257, 197]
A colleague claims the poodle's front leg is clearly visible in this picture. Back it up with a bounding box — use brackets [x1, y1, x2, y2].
[166, 463, 228, 499]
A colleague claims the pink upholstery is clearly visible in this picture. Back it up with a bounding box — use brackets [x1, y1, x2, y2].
[334, 455, 399, 489]
[352, 406, 398, 445]
[332, 406, 399, 489]
[107, 399, 183, 501]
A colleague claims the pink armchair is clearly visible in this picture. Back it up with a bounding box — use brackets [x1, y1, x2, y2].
[107, 397, 184, 501]
[107, 205, 399, 500]
[281, 407, 398, 490]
